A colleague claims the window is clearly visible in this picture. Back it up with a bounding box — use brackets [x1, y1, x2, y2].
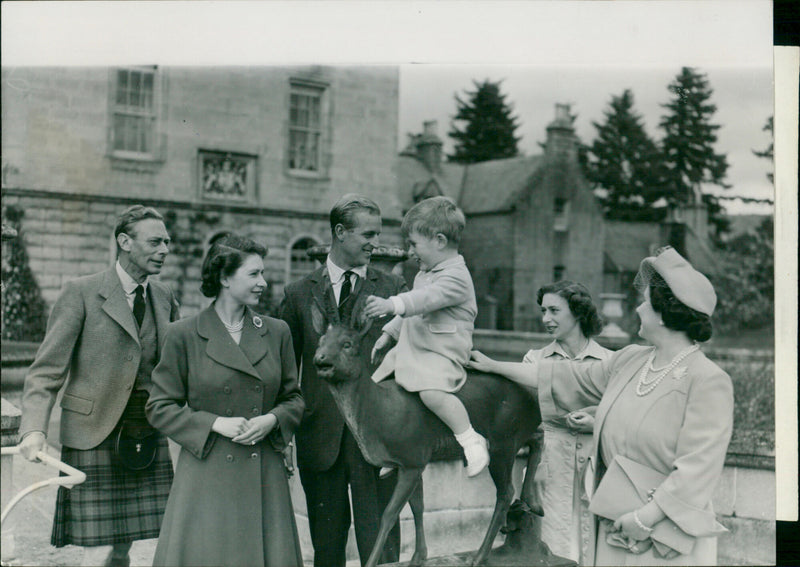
[111, 67, 160, 159]
[553, 198, 569, 231]
[288, 82, 326, 174]
[288, 236, 321, 283]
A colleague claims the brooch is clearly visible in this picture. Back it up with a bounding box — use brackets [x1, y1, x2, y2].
[252, 316, 263, 328]
[672, 367, 687, 380]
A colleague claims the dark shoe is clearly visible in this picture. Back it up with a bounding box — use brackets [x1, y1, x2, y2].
[104, 551, 130, 567]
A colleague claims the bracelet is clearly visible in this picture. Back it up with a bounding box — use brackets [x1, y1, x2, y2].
[633, 510, 654, 534]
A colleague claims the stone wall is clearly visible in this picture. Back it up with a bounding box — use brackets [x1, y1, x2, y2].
[1, 190, 403, 317]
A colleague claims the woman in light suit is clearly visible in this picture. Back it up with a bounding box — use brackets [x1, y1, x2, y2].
[146, 235, 304, 567]
[471, 246, 733, 566]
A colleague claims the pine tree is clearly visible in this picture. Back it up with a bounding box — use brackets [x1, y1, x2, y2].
[659, 67, 730, 234]
[587, 89, 667, 221]
[752, 116, 774, 183]
[447, 79, 521, 164]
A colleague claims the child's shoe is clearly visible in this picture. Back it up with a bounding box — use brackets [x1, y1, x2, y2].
[455, 427, 490, 477]
[378, 466, 395, 479]
[463, 435, 490, 477]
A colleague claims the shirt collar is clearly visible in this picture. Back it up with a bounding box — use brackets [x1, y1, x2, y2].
[541, 338, 607, 361]
[425, 254, 465, 273]
[116, 260, 148, 296]
[326, 257, 367, 283]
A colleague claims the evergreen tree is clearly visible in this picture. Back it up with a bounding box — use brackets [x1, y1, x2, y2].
[587, 89, 667, 221]
[752, 116, 774, 183]
[1, 206, 48, 341]
[659, 67, 730, 234]
[447, 79, 521, 164]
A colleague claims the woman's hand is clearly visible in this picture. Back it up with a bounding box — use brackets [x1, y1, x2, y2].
[468, 350, 496, 373]
[364, 295, 394, 319]
[371, 332, 395, 365]
[212, 417, 249, 439]
[566, 410, 594, 432]
[232, 413, 278, 445]
[613, 510, 653, 543]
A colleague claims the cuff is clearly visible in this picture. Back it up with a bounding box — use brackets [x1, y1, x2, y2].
[653, 488, 728, 537]
[390, 296, 405, 315]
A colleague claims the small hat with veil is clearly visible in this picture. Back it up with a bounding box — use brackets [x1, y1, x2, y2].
[634, 246, 717, 316]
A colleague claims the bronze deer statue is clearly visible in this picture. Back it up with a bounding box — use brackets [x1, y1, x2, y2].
[311, 300, 545, 567]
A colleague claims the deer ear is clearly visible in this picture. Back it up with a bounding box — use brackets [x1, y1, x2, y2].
[311, 302, 327, 336]
[350, 295, 374, 338]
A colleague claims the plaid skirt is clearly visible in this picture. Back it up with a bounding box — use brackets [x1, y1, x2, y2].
[51, 391, 174, 547]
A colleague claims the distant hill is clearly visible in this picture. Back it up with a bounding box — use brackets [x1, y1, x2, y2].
[726, 214, 772, 236]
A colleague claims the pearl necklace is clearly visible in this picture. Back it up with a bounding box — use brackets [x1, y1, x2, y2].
[220, 314, 245, 334]
[636, 344, 699, 396]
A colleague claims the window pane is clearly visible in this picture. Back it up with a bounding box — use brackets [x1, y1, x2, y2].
[113, 115, 126, 150]
[116, 70, 129, 105]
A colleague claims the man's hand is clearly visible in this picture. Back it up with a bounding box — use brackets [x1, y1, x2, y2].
[19, 431, 47, 461]
[364, 295, 394, 319]
[371, 332, 395, 365]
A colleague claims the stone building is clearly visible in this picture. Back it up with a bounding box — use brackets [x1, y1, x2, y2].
[1, 65, 404, 315]
[396, 105, 605, 331]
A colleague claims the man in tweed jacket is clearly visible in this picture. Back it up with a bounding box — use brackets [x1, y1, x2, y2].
[280, 194, 407, 567]
[18, 205, 180, 567]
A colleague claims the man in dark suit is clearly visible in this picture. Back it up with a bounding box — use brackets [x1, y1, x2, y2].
[280, 194, 407, 567]
[18, 205, 180, 567]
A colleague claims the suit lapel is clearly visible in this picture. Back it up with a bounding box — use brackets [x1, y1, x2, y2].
[238, 308, 270, 370]
[310, 267, 339, 326]
[592, 350, 649, 455]
[148, 280, 172, 350]
[99, 269, 139, 344]
[198, 307, 262, 381]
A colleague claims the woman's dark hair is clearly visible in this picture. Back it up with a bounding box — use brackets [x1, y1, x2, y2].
[649, 273, 713, 342]
[200, 234, 267, 298]
[536, 280, 604, 338]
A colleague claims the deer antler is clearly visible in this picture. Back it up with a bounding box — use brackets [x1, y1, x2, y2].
[348, 294, 374, 339]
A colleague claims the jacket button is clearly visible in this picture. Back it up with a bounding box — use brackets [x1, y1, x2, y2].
[250, 452, 258, 459]
[223, 386, 231, 394]
[252, 407, 259, 415]
[226, 454, 234, 462]
[225, 409, 233, 416]
[576, 443, 582, 449]
[126, 354, 133, 361]
[254, 385, 261, 393]
[578, 456, 586, 463]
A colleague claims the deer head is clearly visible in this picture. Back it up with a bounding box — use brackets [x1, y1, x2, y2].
[312, 295, 373, 384]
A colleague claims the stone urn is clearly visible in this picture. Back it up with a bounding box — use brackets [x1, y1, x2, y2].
[598, 292, 629, 340]
[306, 244, 409, 276]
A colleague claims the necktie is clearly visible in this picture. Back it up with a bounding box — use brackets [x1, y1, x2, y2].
[133, 285, 145, 327]
[338, 271, 355, 313]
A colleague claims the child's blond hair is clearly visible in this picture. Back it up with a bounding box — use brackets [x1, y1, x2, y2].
[401, 196, 466, 247]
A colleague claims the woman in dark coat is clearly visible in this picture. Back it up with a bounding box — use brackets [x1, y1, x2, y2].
[146, 234, 305, 567]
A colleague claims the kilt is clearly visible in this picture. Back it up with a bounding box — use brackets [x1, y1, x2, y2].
[51, 390, 174, 547]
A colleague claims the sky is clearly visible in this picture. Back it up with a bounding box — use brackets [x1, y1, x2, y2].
[398, 64, 775, 214]
[2, 1, 777, 215]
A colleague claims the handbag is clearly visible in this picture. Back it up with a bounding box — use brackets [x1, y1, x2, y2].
[589, 455, 696, 555]
[113, 419, 159, 471]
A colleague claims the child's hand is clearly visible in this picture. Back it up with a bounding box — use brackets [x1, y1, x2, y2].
[468, 350, 495, 373]
[371, 333, 395, 365]
[364, 295, 394, 319]
[566, 410, 594, 432]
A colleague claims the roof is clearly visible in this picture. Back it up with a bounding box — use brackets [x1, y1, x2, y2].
[395, 156, 465, 207]
[604, 221, 663, 272]
[458, 155, 545, 214]
[604, 220, 719, 275]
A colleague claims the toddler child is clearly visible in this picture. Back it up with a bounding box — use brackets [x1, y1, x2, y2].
[364, 196, 489, 477]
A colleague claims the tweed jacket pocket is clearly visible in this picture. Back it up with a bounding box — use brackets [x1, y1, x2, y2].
[428, 323, 457, 334]
[61, 393, 94, 415]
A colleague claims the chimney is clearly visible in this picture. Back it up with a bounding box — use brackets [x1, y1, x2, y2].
[416, 120, 443, 173]
[545, 103, 577, 162]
